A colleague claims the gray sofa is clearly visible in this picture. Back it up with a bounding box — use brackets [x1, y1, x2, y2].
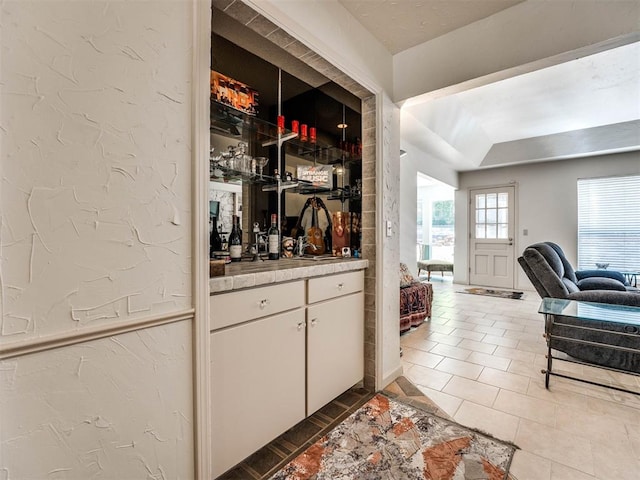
[518, 242, 639, 374]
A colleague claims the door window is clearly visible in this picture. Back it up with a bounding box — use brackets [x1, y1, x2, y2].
[474, 192, 509, 239]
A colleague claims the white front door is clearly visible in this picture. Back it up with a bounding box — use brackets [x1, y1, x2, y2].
[469, 186, 516, 289]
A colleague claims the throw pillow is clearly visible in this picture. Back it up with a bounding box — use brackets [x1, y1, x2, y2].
[400, 263, 416, 288]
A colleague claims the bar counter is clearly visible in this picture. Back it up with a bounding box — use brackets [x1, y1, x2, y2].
[209, 256, 369, 293]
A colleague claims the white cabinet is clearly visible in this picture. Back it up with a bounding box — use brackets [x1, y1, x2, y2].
[210, 280, 305, 329]
[211, 308, 306, 478]
[210, 270, 364, 478]
[307, 290, 364, 414]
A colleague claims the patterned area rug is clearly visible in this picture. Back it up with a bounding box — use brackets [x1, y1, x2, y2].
[459, 287, 524, 300]
[269, 393, 516, 480]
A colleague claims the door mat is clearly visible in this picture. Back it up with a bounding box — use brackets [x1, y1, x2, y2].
[269, 393, 517, 480]
[459, 287, 524, 300]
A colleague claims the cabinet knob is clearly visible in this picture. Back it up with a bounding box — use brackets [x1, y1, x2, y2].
[310, 318, 317, 327]
[297, 322, 306, 331]
[337, 283, 344, 290]
[259, 299, 270, 309]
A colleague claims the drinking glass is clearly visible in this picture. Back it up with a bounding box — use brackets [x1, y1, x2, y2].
[255, 157, 269, 179]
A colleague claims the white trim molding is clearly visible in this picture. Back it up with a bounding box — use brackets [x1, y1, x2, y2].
[0, 309, 195, 360]
[192, 1, 213, 479]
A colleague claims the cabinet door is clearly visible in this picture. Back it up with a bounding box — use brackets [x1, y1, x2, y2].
[211, 309, 306, 478]
[307, 292, 364, 415]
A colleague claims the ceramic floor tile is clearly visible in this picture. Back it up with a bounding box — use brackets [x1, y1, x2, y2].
[457, 338, 497, 355]
[509, 449, 552, 480]
[425, 323, 457, 335]
[429, 342, 472, 361]
[550, 462, 597, 480]
[444, 320, 481, 331]
[473, 324, 507, 336]
[400, 347, 444, 369]
[413, 384, 463, 418]
[554, 403, 629, 441]
[591, 439, 640, 480]
[461, 314, 496, 326]
[403, 364, 453, 391]
[398, 280, 639, 480]
[453, 400, 520, 443]
[502, 330, 545, 343]
[442, 375, 499, 407]
[482, 334, 520, 348]
[466, 350, 511, 370]
[490, 320, 526, 331]
[400, 337, 438, 352]
[450, 327, 486, 341]
[425, 331, 464, 346]
[515, 419, 594, 475]
[516, 339, 546, 354]
[585, 395, 640, 426]
[434, 357, 484, 380]
[628, 424, 640, 459]
[478, 367, 530, 394]
[493, 389, 557, 427]
[493, 345, 538, 363]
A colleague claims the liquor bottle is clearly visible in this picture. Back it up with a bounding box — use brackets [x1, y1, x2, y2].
[210, 216, 222, 257]
[229, 215, 242, 262]
[268, 213, 280, 260]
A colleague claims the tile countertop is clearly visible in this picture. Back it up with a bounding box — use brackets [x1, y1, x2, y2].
[209, 257, 369, 293]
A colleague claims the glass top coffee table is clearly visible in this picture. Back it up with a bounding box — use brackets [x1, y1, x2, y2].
[538, 298, 640, 395]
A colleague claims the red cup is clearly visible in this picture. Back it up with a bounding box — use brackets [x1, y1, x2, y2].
[310, 127, 317, 144]
[277, 115, 285, 134]
[291, 120, 299, 134]
[300, 124, 308, 142]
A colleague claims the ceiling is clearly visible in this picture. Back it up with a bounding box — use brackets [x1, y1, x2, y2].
[339, 0, 640, 171]
[339, 0, 524, 55]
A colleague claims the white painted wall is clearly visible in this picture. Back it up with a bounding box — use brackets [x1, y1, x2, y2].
[399, 152, 419, 276]
[1, 1, 195, 478]
[454, 152, 640, 290]
[378, 94, 402, 386]
[1, 322, 194, 479]
[399, 138, 458, 277]
[394, 0, 640, 102]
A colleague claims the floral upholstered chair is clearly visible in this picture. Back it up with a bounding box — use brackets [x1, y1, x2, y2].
[399, 263, 433, 333]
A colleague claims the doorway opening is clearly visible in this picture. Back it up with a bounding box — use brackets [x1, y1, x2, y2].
[417, 173, 455, 277]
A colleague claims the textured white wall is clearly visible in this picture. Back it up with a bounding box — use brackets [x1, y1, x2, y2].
[1, 1, 195, 477]
[455, 152, 640, 289]
[1, 1, 193, 341]
[0, 321, 194, 479]
[379, 94, 402, 385]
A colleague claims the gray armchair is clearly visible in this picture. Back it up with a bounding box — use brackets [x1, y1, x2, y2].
[519, 242, 640, 373]
[518, 242, 640, 307]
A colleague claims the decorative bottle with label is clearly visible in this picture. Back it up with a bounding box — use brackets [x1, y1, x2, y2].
[210, 216, 222, 257]
[268, 213, 280, 260]
[229, 215, 242, 262]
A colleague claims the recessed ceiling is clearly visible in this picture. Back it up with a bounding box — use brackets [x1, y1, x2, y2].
[402, 42, 640, 170]
[339, 0, 523, 54]
[339, 0, 640, 171]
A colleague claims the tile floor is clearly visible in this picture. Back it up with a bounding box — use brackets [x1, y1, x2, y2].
[401, 277, 640, 480]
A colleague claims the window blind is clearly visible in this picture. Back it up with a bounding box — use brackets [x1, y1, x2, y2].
[577, 175, 640, 271]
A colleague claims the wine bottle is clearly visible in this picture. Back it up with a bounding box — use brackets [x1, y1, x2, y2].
[229, 215, 242, 262]
[210, 216, 222, 257]
[268, 213, 280, 260]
